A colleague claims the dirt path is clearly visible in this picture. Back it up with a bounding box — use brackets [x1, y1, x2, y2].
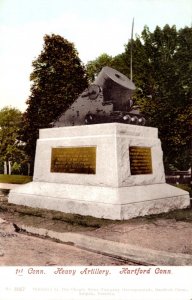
[0, 218, 135, 266]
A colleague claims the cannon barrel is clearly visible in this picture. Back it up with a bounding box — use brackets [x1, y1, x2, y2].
[94, 67, 136, 111]
[53, 66, 145, 127]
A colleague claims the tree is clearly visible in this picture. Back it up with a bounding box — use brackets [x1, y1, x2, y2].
[21, 34, 88, 172]
[85, 25, 192, 171]
[114, 25, 191, 171]
[0, 107, 27, 174]
[85, 52, 131, 82]
[138, 25, 192, 171]
[173, 26, 192, 172]
[86, 53, 114, 81]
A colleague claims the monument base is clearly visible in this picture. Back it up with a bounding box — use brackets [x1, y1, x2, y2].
[9, 182, 189, 220]
[8, 123, 190, 220]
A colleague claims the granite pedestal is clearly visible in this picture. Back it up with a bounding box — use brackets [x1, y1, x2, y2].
[9, 123, 190, 220]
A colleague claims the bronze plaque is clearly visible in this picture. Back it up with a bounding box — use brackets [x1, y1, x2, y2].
[51, 147, 96, 174]
[129, 146, 152, 175]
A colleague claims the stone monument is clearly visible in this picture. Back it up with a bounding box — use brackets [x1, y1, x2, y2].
[9, 67, 190, 220]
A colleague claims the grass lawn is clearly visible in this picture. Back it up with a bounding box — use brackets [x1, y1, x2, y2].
[0, 174, 32, 184]
[172, 184, 192, 197]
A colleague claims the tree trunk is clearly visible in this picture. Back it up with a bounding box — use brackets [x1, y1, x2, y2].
[27, 163, 30, 176]
[4, 161, 7, 175]
[8, 161, 12, 175]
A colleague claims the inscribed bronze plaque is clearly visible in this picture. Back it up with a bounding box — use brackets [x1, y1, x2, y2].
[129, 146, 152, 175]
[51, 147, 96, 174]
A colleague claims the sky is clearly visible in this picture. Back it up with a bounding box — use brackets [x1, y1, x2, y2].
[0, 0, 191, 111]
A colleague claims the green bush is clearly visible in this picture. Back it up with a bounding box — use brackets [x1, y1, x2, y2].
[11, 162, 21, 175]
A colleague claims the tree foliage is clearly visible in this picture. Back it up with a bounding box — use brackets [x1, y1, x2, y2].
[86, 53, 114, 81]
[86, 52, 129, 82]
[85, 25, 192, 170]
[0, 107, 27, 170]
[136, 25, 192, 170]
[21, 34, 88, 171]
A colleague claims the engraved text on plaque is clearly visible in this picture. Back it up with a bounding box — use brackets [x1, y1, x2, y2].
[129, 146, 152, 175]
[51, 147, 96, 174]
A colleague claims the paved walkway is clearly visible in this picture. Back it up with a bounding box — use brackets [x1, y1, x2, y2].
[17, 221, 192, 266]
[0, 218, 130, 266]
